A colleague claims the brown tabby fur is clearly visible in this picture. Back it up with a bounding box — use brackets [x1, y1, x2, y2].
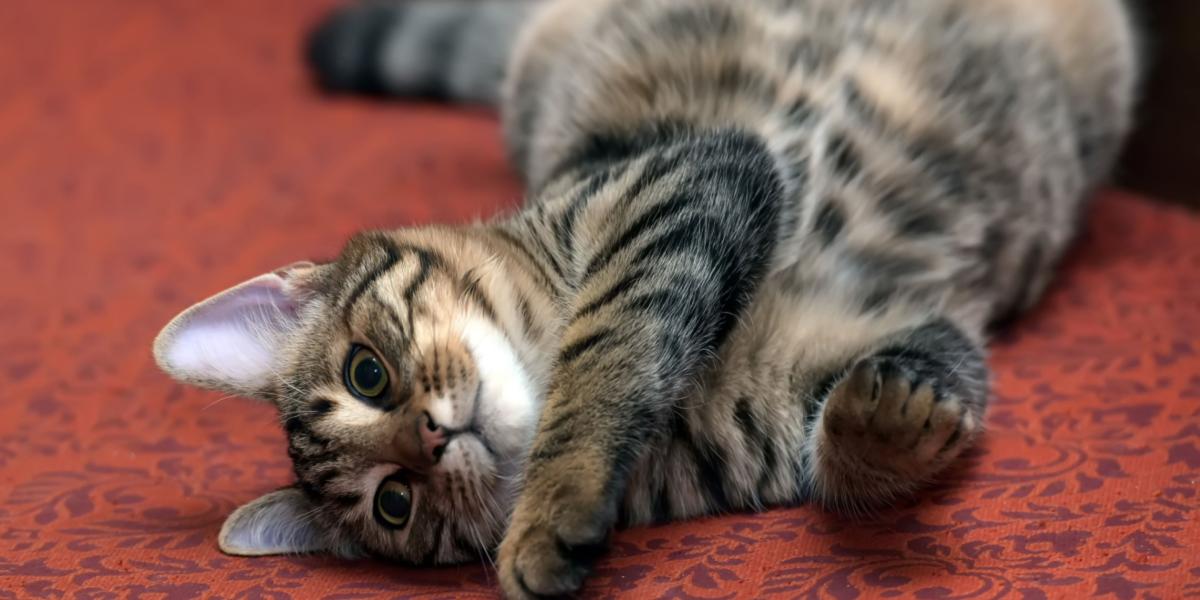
[155, 0, 1139, 597]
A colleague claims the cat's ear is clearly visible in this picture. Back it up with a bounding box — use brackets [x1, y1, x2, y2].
[153, 261, 323, 400]
[219, 486, 333, 556]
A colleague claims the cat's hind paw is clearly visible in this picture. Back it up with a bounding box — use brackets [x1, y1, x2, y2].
[808, 319, 987, 511]
[822, 356, 976, 469]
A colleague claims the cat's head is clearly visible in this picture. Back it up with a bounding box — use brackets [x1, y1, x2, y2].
[153, 228, 550, 563]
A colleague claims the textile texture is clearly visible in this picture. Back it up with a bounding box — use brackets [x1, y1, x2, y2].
[1, 1, 1198, 598]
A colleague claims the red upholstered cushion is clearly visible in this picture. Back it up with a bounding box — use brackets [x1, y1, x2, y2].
[1, 1, 1198, 597]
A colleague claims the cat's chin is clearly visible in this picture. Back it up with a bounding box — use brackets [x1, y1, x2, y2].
[460, 316, 542, 480]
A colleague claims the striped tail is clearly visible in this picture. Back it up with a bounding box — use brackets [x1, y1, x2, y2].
[306, 0, 536, 105]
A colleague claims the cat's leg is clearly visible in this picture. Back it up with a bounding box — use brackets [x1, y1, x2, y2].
[804, 317, 989, 511]
[306, 0, 537, 104]
[494, 134, 785, 599]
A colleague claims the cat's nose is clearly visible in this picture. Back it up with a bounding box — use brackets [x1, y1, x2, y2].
[420, 412, 448, 463]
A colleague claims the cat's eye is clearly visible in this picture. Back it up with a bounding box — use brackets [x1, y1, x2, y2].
[345, 346, 389, 399]
[373, 475, 412, 529]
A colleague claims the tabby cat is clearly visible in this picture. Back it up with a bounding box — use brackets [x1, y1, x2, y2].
[152, 0, 1139, 597]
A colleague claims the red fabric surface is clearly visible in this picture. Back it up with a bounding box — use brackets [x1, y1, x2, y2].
[2, 1, 1199, 598]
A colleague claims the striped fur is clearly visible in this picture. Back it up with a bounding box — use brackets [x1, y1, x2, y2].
[155, 0, 1139, 597]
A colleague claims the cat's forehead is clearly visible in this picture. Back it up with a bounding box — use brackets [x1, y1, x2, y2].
[282, 230, 463, 392]
[327, 230, 461, 307]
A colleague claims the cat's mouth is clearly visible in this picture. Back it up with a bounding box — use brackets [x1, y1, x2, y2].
[437, 383, 498, 459]
[465, 382, 499, 456]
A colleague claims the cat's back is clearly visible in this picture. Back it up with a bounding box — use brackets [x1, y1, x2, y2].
[506, 0, 1137, 191]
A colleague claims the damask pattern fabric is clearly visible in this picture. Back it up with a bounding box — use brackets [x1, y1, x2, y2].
[1, 1, 1198, 598]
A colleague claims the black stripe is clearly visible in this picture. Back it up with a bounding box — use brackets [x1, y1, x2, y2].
[525, 211, 568, 282]
[400, 248, 446, 332]
[310, 398, 333, 416]
[401, 248, 444, 307]
[516, 292, 538, 338]
[430, 345, 442, 395]
[842, 79, 887, 130]
[619, 151, 687, 207]
[528, 397, 601, 464]
[583, 191, 695, 279]
[292, 444, 339, 470]
[623, 288, 692, 323]
[714, 60, 777, 99]
[549, 120, 691, 182]
[760, 437, 778, 496]
[813, 199, 846, 247]
[537, 403, 581, 440]
[895, 208, 943, 237]
[612, 400, 662, 478]
[783, 96, 815, 125]
[629, 213, 720, 269]
[733, 397, 762, 446]
[529, 441, 566, 464]
[860, 285, 896, 314]
[314, 468, 340, 489]
[828, 133, 863, 182]
[297, 479, 322, 501]
[492, 227, 556, 291]
[785, 38, 836, 74]
[558, 328, 616, 364]
[342, 240, 402, 319]
[733, 397, 777, 496]
[853, 250, 926, 280]
[574, 267, 647, 320]
[879, 190, 943, 237]
[652, 476, 673, 524]
[460, 270, 498, 322]
[284, 414, 303, 435]
[555, 167, 615, 254]
[373, 290, 406, 335]
[909, 139, 970, 199]
[673, 413, 730, 512]
[712, 259, 770, 351]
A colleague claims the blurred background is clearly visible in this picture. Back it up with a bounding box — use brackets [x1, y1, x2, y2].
[1119, 0, 1200, 206]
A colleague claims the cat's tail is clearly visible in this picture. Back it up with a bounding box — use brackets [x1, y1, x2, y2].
[306, 0, 538, 105]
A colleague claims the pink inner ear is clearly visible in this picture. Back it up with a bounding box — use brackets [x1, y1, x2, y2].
[159, 274, 301, 390]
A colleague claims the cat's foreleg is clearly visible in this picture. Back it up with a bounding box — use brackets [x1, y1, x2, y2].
[495, 137, 784, 599]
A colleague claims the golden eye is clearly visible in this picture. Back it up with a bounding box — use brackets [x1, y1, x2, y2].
[346, 346, 389, 399]
[374, 476, 412, 529]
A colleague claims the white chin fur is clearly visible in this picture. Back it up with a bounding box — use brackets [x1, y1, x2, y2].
[460, 317, 541, 477]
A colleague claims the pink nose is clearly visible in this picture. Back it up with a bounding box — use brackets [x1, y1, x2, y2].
[420, 412, 448, 463]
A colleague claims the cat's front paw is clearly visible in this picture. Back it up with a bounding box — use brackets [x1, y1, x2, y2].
[497, 464, 615, 599]
[811, 353, 981, 507]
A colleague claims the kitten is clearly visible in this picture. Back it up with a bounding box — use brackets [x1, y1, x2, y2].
[153, 0, 1139, 597]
